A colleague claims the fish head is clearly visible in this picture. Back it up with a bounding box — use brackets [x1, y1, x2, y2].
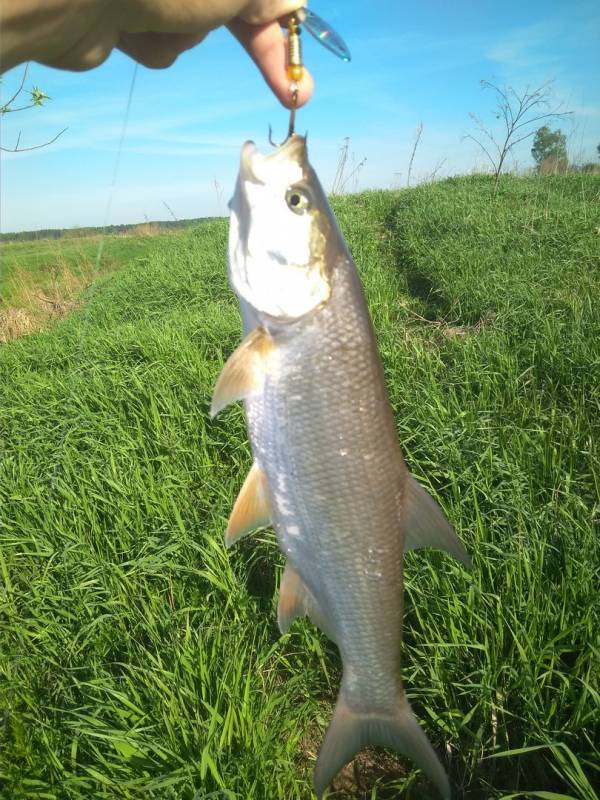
[229, 135, 335, 321]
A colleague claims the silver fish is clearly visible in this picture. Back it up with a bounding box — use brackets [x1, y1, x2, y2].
[212, 135, 470, 798]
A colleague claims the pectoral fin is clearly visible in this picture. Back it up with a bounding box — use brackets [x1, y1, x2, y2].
[210, 326, 272, 418]
[278, 563, 337, 643]
[225, 461, 271, 547]
[404, 475, 471, 567]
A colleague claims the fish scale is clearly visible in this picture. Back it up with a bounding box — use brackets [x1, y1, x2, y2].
[212, 135, 470, 798]
[247, 255, 406, 708]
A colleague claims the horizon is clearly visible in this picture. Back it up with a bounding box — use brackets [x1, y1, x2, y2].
[1, 0, 599, 234]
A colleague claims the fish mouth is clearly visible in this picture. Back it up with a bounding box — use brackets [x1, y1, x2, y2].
[240, 134, 307, 184]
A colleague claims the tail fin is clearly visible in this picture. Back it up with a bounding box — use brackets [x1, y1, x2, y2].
[313, 689, 450, 799]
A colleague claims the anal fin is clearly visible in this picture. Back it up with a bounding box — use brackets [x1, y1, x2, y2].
[225, 461, 271, 547]
[277, 563, 306, 634]
[210, 326, 272, 418]
[404, 475, 471, 567]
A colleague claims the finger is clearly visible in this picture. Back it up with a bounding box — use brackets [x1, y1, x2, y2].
[42, 28, 118, 71]
[117, 31, 206, 69]
[228, 18, 314, 109]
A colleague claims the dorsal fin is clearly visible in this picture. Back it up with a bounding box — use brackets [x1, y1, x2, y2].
[225, 461, 271, 547]
[404, 475, 471, 567]
[210, 326, 273, 418]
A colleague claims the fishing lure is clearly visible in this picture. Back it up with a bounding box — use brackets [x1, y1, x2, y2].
[273, 7, 351, 143]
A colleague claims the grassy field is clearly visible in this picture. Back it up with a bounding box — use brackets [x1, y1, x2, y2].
[0, 235, 161, 302]
[0, 234, 173, 343]
[0, 174, 599, 799]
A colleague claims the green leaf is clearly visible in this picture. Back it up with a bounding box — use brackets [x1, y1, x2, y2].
[30, 86, 50, 106]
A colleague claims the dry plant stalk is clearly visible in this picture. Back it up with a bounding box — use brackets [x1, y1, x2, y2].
[407, 121, 423, 187]
[464, 79, 571, 188]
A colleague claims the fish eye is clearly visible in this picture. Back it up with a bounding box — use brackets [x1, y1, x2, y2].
[286, 186, 311, 214]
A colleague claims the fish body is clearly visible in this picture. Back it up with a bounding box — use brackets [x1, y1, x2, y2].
[212, 135, 469, 798]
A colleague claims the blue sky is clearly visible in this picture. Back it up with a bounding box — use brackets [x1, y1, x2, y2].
[1, 0, 599, 232]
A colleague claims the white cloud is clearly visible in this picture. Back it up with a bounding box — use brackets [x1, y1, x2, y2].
[486, 21, 561, 70]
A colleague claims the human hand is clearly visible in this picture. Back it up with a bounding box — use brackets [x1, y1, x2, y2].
[0, 0, 314, 108]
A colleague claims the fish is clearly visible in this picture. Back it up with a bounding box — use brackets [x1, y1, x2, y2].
[211, 134, 470, 798]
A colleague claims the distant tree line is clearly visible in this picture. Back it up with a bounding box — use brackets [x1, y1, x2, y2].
[0, 217, 221, 243]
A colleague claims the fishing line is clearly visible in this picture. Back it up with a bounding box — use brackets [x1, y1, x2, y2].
[51, 62, 138, 488]
[91, 62, 139, 281]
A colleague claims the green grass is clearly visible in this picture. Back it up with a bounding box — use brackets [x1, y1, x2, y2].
[0, 235, 168, 307]
[1, 174, 599, 799]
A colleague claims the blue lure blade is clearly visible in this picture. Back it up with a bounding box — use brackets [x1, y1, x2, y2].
[298, 8, 351, 62]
